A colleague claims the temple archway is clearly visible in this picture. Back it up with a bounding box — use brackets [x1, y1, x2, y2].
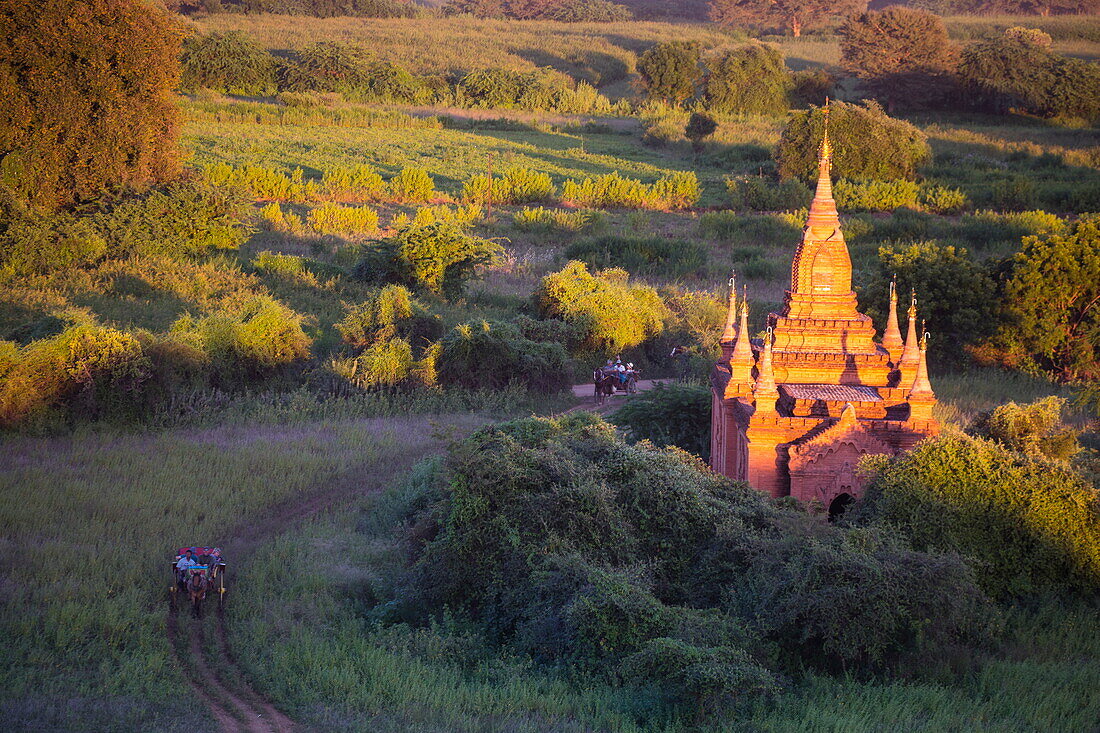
[828, 492, 854, 522]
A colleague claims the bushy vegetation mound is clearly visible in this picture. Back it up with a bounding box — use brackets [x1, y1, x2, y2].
[384, 414, 994, 722]
[776, 101, 931, 182]
[612, 382, 711, 459]
[535, 261, 666, 354]
[703, 42, 791, 116]
[0, 0, 182, 209]
[181, 31, 277, 96]
[858, 426, 1100, 599]
[438, 320, 572, 392]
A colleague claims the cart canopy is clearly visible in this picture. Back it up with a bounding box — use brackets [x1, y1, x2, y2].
[175, 546, 224, 564]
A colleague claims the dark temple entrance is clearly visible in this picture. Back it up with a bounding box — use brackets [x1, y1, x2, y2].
[828, 492, 855, 522]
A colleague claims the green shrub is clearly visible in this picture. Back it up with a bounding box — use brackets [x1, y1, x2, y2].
[462, 167, 555, 205]
[438, 320, 572, 392]
[354, 222, 503, 299]
[307, 202, 380, 235]
[388, 168, 436, 204]
[512, 207, 604, 233]
[203, 163, 321, 202]
[535, 261, 667, 353]
[391, 203, 483, 229]
[612, 382, 712, 459]
[990, 175, 1037, 211]
[638, 41, 702, 104]
[0, 324, 151, 426]
[697, 212, 802, 249]
[541, 0, 633, 22]
[280, 42, 429, 103]
[971, 396, 1080, 462]
[0, 200, 107, 277]
[685, 112, 718, 152]
[776, 100, 932, 182]
[562, 172, 699, 210]
[257, 202, 305, 235]
[565, 235, 707, 278]
[181, 32, 277, 96]
[329, 337, 421, 389]
[919, 184, 969, 214]
[321, 164, 385, 201]
[703, 42, 791, 116]
[335, 284, 440, 347]
[457, 68, 523, 108]
[987, 216, 1100, 381]
[834, 179, 920, 212]
[252, 251, 309, 280]
[725, 177, 811, 212]
[171, 295, 312, 377]
[859, 428, 1100, 598]
[790, 68, 834, 108]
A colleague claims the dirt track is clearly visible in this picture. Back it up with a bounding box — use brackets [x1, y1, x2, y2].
[167, 428, 453, 733]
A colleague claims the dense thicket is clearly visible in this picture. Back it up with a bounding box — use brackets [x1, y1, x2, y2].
[181, 31, 277, 96]
[215, 0, 417, 17]
[442, 0, 633, 20]
[637, 41, 702, 104]
[775, 101, 931, 182]
[612, 382, 712, 459]
[858, 426, 1100, 599]
[0, 0, 182, 210]
[384, 414, 994, 722]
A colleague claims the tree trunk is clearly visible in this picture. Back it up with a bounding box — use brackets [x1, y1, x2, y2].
[791, 18, 802, 37]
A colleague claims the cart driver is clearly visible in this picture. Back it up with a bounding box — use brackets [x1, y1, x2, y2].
[175, 551, 196, 582]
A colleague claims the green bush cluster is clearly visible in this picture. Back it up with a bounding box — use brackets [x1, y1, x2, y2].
[834, 179, 920, 212]
[462, 167, 555, 205]
[535, 261, 667, 354]
[456, 67, 618, 114]
[612, 382, 712, 459]
[565, 235, 707, 279]
[1, 182, 248, 278]
[562, 172, 699, 210]
[391, 203, 483, 229]
[384, 414, 994, 722]
[512, 206, 604, 234]
[858, 426, 1100, 598]
[279, 42, 437, 104]
[703, 43, 792, 116]
[202, 163, 431, 204]
[437, 320, 572, 392]
[307, 202, 381, 236]
[334, 284, 440, 348]
[354, 222, 503, 299]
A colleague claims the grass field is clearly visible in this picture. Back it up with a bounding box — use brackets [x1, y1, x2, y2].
[0, 413, 510, 731]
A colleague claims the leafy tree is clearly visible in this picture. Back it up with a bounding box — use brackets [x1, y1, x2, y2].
[181, 31, 277, 95]
[535, 260, 667, 354]
[541, 0, 633, 21]
[685, 112, 719, 153]
[637, 41, 702, 105]
[990, 217, 1100, 381]
[354, 222, 503, 299]
[958, 33, 1100, 122]
[442, 0, 508, 16]
[775, 101, 931, 182]
[709, 0, 865, 38]
[839, 7, 958, 112]
[859, 241, 999, 365]
[703, 43, 792, 115]
[0, 0, 183, 210]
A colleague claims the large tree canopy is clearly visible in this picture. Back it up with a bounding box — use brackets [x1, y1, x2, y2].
[839, 7, 957, 112]
[0, 0, 183, 210]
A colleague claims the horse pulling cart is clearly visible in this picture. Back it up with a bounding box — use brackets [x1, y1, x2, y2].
[170, 546, 226, 617]
[593, 366, 639, 405]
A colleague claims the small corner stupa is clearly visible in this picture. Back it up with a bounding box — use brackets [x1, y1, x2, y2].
[709, 121, 939, 515]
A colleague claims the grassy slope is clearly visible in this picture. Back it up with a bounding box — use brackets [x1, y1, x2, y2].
[0, 414, 502, 731]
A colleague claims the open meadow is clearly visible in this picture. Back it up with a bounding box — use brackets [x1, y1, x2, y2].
[3, 4, 1100, 731]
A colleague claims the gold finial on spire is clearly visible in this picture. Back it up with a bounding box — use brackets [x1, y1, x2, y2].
[720, 272, 737, 343]
[910, 329, 935, 400]
[729, 291, 754, 388]
[898, 290, 921, 389]
[806, 103, 840, 231]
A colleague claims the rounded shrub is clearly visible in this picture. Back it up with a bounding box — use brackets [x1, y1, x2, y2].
[704, 42, 792, 116]
[181, 32, 277, 96]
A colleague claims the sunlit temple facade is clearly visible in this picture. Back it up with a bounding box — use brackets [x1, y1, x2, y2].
[709, 129, 939, 515]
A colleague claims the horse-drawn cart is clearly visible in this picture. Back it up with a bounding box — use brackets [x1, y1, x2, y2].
[593, 366, 639, 404]
[170, 546, 226, 617]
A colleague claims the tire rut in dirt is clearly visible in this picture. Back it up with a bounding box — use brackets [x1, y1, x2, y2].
[167, 610, 244, 733]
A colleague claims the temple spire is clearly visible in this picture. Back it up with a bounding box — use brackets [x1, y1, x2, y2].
[882, 276, 903, 365]
[806, 104, 840, 231]
[729, 298, 753, 386]
[908, 331, 936, 422]
[753, 327, 779, 413]
[897, 290, 921, 388]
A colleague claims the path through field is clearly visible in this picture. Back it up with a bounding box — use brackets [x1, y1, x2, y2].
[166, 417, 488, 733]
[569, 378, 665, 412]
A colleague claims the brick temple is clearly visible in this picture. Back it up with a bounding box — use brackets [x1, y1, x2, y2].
[709, 130, 938, 515]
